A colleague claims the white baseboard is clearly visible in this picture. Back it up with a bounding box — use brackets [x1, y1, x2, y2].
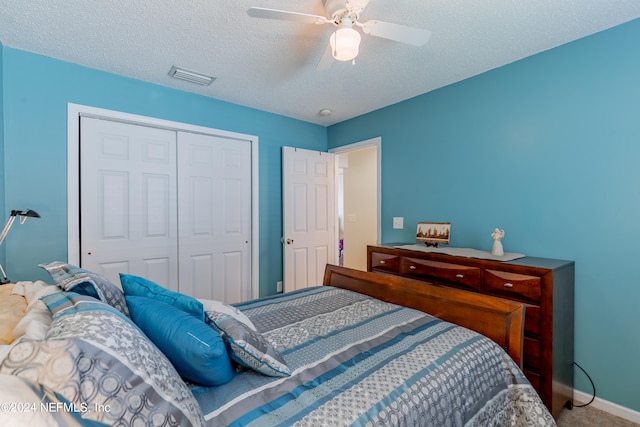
[574, 389, 640, 424]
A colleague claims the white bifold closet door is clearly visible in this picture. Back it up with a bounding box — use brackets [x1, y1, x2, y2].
[80, 118, 179, 290]
[80, 117, 251, 303]
[177, 132, 251, 303]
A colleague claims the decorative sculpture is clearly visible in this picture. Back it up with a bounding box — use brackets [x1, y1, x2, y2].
[491, 228, 505, 256]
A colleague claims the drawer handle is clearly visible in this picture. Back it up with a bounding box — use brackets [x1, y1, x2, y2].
[456, 274, 464, 279]
[409, 265, 417, 270]
[503, 283, 514, 288]
[379, 260, 386, 264]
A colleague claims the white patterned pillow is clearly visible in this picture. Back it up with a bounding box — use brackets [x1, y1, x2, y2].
[206, 311, 290, 377]
[0, 292, 205, 426]
[200, 298, 257, 331]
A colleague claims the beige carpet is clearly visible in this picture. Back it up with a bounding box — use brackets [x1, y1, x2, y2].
[557, 405, 640, 427]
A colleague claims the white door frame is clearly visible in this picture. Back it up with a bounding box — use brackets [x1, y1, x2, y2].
[67, 103, 260, 299]
[329, 137, 382, 257]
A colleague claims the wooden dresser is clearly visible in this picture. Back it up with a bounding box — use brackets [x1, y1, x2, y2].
[367, 244, 574, 419]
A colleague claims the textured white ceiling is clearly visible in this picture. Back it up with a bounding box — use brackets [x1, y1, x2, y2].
[1, 1, 639, 125]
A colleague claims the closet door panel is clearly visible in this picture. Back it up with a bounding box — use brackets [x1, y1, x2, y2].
[100, 171, 129, 239]
[80, 117, 178, 290]
[190, 176, 214, 236]
[223, 251, 244, 303]
[178, 132, 252, 303]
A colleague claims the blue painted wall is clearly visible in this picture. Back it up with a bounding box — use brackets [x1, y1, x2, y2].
[0, 47, 326, 296]
[328, 19, 640, 412]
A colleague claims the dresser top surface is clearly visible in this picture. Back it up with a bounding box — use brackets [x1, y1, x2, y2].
[371, 243, 574, 270]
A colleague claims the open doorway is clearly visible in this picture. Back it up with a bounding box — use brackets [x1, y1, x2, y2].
[331, 137, 381, 271]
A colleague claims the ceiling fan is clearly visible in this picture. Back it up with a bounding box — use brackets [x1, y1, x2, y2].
[247, 0, 431, 67]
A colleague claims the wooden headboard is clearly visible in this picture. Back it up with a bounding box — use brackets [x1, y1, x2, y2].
[323, 264, 525, 368]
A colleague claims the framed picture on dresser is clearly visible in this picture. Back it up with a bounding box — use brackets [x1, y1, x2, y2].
[416, 221, 450, 246]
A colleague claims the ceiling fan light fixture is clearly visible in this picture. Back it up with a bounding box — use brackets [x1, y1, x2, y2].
[329, 22, 361, 61]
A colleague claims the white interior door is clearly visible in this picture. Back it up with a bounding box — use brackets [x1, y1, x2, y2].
[282, 146, 336, 292]
[177, 132, 252, 303]
[80, 117, 179, 289]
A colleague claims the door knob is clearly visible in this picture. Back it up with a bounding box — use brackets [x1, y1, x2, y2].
[286, 238, 294, 244]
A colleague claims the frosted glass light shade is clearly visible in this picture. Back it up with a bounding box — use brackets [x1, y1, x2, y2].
[329, 27, 361, 61]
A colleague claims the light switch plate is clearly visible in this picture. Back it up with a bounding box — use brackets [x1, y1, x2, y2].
[393, 217, 404, 229]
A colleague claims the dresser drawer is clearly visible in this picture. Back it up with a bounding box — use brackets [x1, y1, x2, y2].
[370, 252, 400, 273]
[400, 257, 481, 290]
[483, 269, 541, 303]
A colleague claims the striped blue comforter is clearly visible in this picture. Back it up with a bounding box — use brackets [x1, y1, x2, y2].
[192, 286, 555, 427]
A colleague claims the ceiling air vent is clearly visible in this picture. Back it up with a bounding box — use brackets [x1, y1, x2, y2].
[168, 66, 215, 86]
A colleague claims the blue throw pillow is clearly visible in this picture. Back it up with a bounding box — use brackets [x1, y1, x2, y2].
[120, 273, 204, 321]
[126, 296, 233, 386]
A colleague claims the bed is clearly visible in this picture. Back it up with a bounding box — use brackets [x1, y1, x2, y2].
[0, 263, 555, 426]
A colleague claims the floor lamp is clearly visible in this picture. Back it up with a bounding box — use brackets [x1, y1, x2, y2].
[0, 209, 41, 285]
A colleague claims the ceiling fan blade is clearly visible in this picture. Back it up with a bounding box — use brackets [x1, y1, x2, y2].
[315, 43, 334, 71]
[347, 0, 371, 13]
[247, 7, 332, 25]
[360, 20, 431, 46]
